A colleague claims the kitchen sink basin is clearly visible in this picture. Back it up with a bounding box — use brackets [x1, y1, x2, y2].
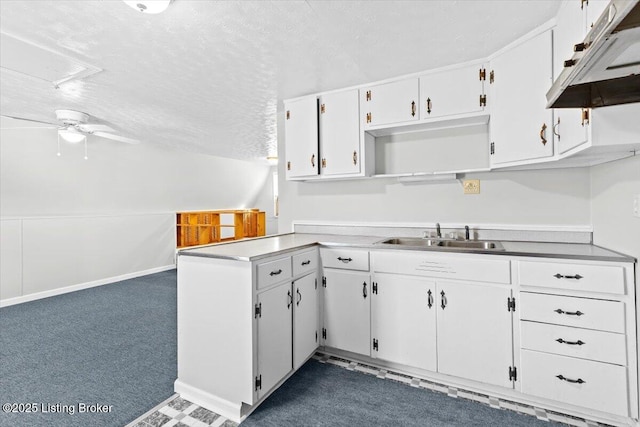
[378, 237, 505, 251]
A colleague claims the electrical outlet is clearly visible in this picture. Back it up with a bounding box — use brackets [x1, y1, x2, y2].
[463, 179, 480, 194]
[634, 194, 640, 218]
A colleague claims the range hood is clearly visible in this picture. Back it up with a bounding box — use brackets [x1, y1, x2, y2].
[547, 0, 640, 108]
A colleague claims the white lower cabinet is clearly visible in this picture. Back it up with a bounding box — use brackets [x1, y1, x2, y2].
[256, 282, 293, 400]
[370, 251, 515, 388]
[517, 258, 637, 421]
[371, 273, 436, 371]
[521, 350, 628, 417]
[293, 272, 319, 369]
[322, 269, 370, 356]
[436, 281, 513, 388]
[177, 245, 637, 425]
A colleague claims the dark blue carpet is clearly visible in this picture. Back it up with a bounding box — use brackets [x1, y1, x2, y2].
[243, 360, 557, 427]
[0, 270, 177, 427]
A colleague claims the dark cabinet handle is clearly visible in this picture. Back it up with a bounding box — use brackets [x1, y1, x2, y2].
[556, 374, 585, 384]
[270, 269, 282, 276]
[296, 288, 302, 306]
[411, 101, 416, 117]
[554, 273, 583, 280]
[426, 98, 432, 114]
[287, 290, 292, 309]
[362, 282, 367, 299]
[301, 260, 311, 266]
[337, 257, 352, 263]
[440, 290, 447, 310]
[556, 338, 585, 346]
[554, 308, 584, 316]
[427, 289, 433, 308]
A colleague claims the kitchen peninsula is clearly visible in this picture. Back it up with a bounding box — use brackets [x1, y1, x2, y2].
[175, 232, 637, 427]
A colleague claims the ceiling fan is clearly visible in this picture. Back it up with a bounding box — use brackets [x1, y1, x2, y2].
[2, 109, 140, 145]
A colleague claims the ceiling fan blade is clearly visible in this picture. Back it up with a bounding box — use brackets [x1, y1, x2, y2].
[1, 114, 58, 127]
[92, 131, 140, 144]
[78, 124, 115, 133]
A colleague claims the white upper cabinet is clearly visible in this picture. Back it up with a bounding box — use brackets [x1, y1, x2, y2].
[490, 29, 554, 166]
[318, 89, 361, 176]
[420, 63, 487, 120]
[362, 78, 419, 128]
[284, 95, 319, 179]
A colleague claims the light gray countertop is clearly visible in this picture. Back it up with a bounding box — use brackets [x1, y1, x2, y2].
[178, 233, 636, 263]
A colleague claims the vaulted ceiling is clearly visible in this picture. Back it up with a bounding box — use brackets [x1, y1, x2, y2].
[0, 1, 560, 161]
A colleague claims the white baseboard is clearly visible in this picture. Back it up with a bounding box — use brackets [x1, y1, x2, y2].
[174, 380, 246, 424]
[0, 264, 176, 308]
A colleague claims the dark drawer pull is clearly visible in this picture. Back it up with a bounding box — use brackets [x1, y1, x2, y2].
[362, 282, 367, 299]
[554, 308, 584, 316]
[556, 338, 585, 346]
[301, 260, 311, 266]
[269, 269, 283, 276]
[337, 257, 353, 263]
[556, 374, 585, 384]
[554, 273, 583, 280]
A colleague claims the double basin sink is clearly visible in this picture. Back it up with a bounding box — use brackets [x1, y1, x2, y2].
[377, 237, 505, 251]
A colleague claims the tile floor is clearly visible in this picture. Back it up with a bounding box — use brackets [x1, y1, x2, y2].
[127, 352, 609, 427]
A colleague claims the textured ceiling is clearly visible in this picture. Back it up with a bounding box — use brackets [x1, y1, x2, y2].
[0, 1, 560, 161]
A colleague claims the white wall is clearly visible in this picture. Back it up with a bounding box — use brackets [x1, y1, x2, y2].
[0, 121, 274, 304]
[591, 155, 640, 264]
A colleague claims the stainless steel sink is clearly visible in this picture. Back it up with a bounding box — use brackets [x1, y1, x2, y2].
[437, 240, 504, 250]
[378, 237, 505, 251]
[379, 237, 442, 247]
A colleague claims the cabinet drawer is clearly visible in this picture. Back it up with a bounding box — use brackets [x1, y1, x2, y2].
[256, 257, 292, 289]
[520, 292, 625, 333]
[521, 321, 626, 365]
[520, 350, 628, 417]
[292, 250, 318, 277]
[519, 261, 625, 295]
[320, 248, 369, 271]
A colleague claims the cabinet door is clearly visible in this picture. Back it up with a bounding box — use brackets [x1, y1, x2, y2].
[436, 281, 513, 388]
[284, 95, 319, 179]
[293, 273, 319, 369]
[322, 269, 370, 356]
[319, 89, 361, 176]
[553, 1, 590, 154]
[256, 282, 293, 399]
[420, 64, 486, 120]
[490, 30, 554, 165]
[362, 78, 419, 128]
[371, 274, 437, 371]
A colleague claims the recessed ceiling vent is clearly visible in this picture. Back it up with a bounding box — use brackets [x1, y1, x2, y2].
[0, 32, 102, 87]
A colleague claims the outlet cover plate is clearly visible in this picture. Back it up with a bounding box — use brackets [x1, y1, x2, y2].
[634, 194, 640, 218]
[463, 179, 480, 194]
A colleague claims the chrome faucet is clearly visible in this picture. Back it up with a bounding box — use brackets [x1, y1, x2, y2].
[465, 225, 470, 241]
[436, 223, 441, 239]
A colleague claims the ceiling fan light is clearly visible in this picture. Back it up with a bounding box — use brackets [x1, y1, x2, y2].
[122, 0, 172, 14]
[58, 128, 86, 143]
